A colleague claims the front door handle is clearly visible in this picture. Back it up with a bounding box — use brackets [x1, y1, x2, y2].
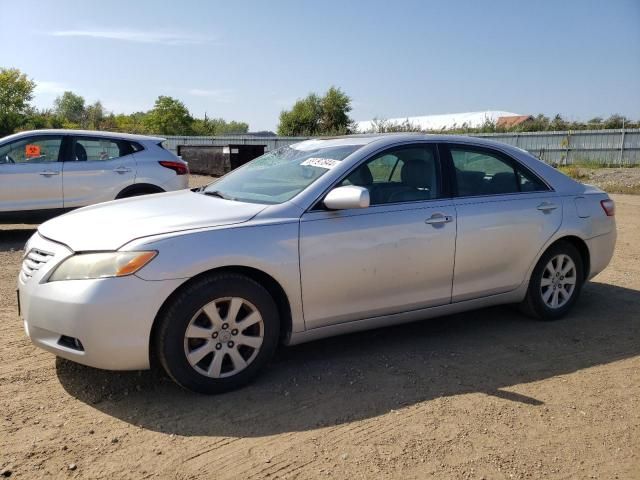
[113, 167, 132, 174]
[537, 202, 558, 212]
[425, 213, 454, 225]
[38, 170, 59, 177]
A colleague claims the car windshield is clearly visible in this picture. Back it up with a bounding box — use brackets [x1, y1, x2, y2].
[202, 143, 362, 204]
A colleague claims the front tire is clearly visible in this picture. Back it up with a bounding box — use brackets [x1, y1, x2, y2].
[520, 241, 584, 321]
[155, 273, 280, 394]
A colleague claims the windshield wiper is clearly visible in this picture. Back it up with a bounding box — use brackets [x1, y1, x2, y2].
[203, 190, 234, 200]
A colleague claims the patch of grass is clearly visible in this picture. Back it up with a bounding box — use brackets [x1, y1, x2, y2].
[604, 184, 640, 195]
[558, 165, 589, 180]
[570, 160, 640, 169]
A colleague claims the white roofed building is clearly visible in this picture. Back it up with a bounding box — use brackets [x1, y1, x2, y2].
[356, 110, 526, 132]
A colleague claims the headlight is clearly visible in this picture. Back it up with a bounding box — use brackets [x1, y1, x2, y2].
[48, 251, 157, 282]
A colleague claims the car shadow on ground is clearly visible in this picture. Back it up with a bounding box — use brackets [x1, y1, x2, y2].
[56, 281, 640, 437]
[0, 227, 37, 252]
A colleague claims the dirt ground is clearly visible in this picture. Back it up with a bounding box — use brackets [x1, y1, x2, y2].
[0, 186, 638, 479]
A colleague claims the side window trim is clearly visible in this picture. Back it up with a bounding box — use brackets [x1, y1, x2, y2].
[309, 142, 449, 212]
[387, 156, 402, 182]
[59, 135, 72, 162]
[442, 142, 551, 198]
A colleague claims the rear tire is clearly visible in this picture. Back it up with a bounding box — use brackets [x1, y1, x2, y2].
[116, 186, 164, 199]
[155, 273, 280, 394]
[520, 241, 584, 321]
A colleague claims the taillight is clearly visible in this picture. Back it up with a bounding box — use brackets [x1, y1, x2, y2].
[158, 160, 189, 175]
[600, 199, 615, 216]
[159, 160, 189, 175]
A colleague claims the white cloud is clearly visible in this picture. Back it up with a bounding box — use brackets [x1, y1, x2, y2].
[34, 81, 68, 95]
[49, 30, 213, 46]
[187, 88, 235, 103]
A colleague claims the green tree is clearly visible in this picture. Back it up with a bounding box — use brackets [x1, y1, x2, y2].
[113, 112, 149, 134]
[85, 101, 105, 130]
[550, 114, 568, 131]
[143, 96, 193, 135]
[604, 114, 628, 129]
[99, 113, 118, 131]
[0, 67, 36, 136]
[320, 86, 352, 134]
[213, 118, 249, 135]
[20, 107, 62, 131]
[278, 93, 322, 136]
[54, 91, 86, 127]
[193, 117, 250, 135]
[277, 87, 353, 136]
[520, 114, 551, 132]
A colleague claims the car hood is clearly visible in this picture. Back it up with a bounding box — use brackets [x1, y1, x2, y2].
[38, 190, 268, 251]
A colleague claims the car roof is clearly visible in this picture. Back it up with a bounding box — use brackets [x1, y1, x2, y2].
[0, 129, 165, 143]
[293, 133, 526, 151]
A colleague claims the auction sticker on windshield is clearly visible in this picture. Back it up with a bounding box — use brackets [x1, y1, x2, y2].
[300, 158, 341, 169]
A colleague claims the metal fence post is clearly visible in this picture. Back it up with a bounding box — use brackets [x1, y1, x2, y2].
[619, 129, 626, 166]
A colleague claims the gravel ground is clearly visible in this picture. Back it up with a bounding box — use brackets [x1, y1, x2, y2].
[565, 167, 640, 194]
[0, 180, 638, 479]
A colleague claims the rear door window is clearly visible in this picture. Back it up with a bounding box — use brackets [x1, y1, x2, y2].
[70, 137, 133, 162]
[448, 145, 548, 197]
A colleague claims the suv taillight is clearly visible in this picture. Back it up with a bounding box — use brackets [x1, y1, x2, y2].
[159, 161, 188, 175]
[600, 199, 615, 216]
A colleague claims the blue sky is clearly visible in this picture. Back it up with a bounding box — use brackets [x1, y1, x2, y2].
[1, 0, 639, 131]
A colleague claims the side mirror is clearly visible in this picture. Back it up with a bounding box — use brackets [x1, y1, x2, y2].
[323, 186, 370, 210]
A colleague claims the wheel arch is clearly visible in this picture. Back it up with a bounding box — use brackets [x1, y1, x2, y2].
[115, 183, 165, 199]
[544, 235, 591, 280]
[149, 265, 293, 366]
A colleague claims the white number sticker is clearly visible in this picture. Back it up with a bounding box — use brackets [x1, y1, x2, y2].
[301, 157, 341, 169]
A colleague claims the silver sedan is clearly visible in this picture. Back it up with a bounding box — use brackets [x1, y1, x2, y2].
[17, 134, 616, 393]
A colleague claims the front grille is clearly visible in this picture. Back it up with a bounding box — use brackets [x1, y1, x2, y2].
[20, 248, 54, 283]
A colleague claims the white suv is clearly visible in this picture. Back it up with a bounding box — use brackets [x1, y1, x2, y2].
[0, 129, 189, 219]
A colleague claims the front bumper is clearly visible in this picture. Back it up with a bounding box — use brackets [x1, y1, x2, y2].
[18, 233, 185, 370]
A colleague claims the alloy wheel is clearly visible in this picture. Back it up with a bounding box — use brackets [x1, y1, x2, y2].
[540, 254, 577, 309]
[183, 297, 264, 378]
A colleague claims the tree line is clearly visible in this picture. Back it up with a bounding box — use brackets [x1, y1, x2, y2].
[2, 67, 638, 138]
[277, 90, 639, 135]
[0, 68, 249, 137]
[367, 113, 639, 134]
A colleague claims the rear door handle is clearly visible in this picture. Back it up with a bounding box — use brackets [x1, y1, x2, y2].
[113, 167, 132, 174]
[425, 213, 454, 225]
[38, 170, 59, 177]
[537, 202, 558, 212]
